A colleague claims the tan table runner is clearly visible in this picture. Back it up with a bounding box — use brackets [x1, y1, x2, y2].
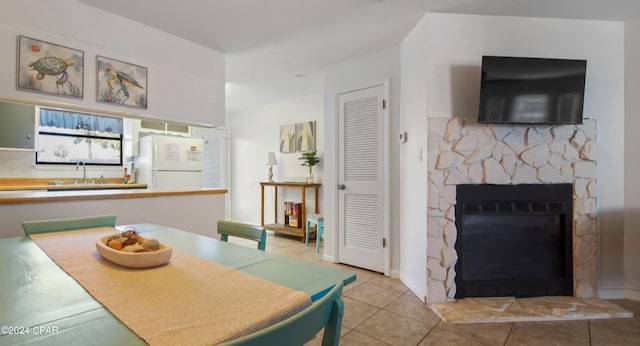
[30, 227, 311, 345]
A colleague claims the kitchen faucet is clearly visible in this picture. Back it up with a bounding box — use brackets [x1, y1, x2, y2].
[75, 161, 87, 184]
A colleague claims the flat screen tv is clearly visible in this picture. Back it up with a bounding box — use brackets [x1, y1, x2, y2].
[478, 56, 587, 125]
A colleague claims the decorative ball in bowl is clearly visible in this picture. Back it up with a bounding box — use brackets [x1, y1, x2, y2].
[96, 231, 172, 269]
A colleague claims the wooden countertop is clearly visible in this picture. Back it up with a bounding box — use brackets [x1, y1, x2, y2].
[0, 177, 144, 190]
[0, 188, 227, 204]
[0, 183, 148, 191]
[0, 177, 226, 204]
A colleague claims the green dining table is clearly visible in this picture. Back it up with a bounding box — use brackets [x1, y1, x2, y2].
[0, 223, 356, 345]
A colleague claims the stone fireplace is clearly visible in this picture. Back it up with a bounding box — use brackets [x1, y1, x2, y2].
[426, 118, 597, 303]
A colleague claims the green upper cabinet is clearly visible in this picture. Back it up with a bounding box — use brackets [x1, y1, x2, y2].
[0, 102, 36, 149]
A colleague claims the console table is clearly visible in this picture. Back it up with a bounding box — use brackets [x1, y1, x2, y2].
[260, 182, 320, 240]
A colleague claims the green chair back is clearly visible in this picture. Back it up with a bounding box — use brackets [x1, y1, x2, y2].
[217, 220, 267, 251]
[22, 215, 117, 235]
[219, 281, 344, 346]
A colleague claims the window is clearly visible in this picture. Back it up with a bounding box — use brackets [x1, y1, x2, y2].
[140, 120, 190, 135]
[36, 108, 123, 165]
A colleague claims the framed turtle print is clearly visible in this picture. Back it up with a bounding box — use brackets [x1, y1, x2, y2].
[97, 56, 147, 109]
[16, 35, 84, 98]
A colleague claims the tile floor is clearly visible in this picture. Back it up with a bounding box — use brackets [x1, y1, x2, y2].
[228, 232, 640, 346]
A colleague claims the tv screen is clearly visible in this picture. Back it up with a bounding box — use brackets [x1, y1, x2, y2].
[478, 56, 586, 125]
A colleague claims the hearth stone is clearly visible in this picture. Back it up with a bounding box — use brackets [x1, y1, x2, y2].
[429, 296, 633, 323]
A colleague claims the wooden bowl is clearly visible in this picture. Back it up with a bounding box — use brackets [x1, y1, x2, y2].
[96, 235, 172, 268]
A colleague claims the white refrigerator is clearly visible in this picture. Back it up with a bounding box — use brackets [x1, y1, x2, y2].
[137, 135, 203, 190]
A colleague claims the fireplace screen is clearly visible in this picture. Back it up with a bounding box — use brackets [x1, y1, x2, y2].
[454, 184, 573, 298]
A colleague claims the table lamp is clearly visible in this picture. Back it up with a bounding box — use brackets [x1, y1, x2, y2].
[266, 152, 278, 182]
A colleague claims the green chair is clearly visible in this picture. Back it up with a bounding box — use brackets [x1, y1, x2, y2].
[305, 214, 324, 253]
[22, 215, 117, 235]
[217, 220, 267, 251]
[219, 281, 344, 346]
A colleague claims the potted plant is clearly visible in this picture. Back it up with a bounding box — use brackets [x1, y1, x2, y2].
[299, 150, 320, 183]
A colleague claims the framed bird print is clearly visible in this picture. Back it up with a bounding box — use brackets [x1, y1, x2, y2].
[17, 35, 84, 98]
[96, 56, 147, 109]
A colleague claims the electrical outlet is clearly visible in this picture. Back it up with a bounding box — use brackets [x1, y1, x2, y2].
[9, 166, 19, 176]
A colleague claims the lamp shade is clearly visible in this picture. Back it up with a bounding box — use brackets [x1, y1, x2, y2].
[266, 152, 278, 166]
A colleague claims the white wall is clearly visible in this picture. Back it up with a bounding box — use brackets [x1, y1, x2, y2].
[399, 17, 430, 301]
[0, 0, 227, 239]
[0, 0, 225, 126]
[324, 46, 401, 273]
[401, 13, 625, 297]
[624, 19, 640, 301]
[0, 0, 225, 185]
[227, 94, 324, 225]
[0, 193, 226, 238]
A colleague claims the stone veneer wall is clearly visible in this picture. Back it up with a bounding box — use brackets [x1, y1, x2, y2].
[426, 117, 598, 303]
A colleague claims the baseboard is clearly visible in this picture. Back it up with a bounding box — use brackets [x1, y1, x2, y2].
[597, 286, 625, 299]
[390, 269, 400, 279]
[399, 272, 427, 303]
[625, 287, 640, 301]
[322, 253, 336, 263]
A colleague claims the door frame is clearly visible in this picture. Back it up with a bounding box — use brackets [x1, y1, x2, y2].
[330, 78, 390, 276]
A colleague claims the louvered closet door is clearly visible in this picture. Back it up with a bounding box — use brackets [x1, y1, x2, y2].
[192, 127, 229, 189]
[338, 85, 385, 273]
[192, 127, 230, 221]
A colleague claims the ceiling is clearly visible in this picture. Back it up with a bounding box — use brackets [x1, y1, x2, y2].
[77, 0, 640, 114]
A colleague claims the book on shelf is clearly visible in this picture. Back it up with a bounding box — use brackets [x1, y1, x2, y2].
[283, 201, 302, 228]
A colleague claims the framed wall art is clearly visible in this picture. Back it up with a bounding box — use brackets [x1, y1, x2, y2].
[16, 35, 84, 98]
[279, 124, 296, 153]
[97, 56, 147, 109]
[295, 121, 316, 152]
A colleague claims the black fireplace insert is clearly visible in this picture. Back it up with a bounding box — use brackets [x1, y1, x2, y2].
[454, 184, 573, 298]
